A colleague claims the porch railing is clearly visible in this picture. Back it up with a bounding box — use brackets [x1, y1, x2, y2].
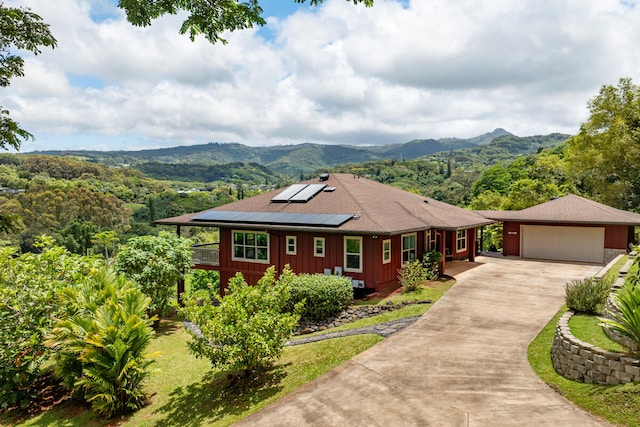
[192, 243, 220, 266]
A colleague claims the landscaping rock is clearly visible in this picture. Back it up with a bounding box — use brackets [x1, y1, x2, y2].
[294, 300, 431, 335]
[287, 316, 422, 346]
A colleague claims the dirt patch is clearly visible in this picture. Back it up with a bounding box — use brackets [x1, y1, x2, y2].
[1, 375, 73, 424]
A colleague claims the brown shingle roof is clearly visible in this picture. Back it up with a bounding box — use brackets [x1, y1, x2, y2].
[156, 173, 493, 234]
[477, 194, 640, 225]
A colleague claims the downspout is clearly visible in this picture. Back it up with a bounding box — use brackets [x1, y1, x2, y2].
[176, 225, 185, 306]
[437, 230, 446, 275]
[275, 231, 281, 275]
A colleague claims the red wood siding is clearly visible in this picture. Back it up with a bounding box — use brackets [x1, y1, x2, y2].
[605, 225, 630, 250]
[212, 226, 479, 294]
[452, 230, 470, 261]
[216, 228, 401, 293]
[440, 229, 475, 261]
[502, 222, 521, 257]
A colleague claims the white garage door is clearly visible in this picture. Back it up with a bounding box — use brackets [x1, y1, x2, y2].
[521, 225, 605, 263]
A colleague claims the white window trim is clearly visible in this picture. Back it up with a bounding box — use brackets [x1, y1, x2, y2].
[286, 235, 297, 255]
[456, 229, 467, 253]
[231, 230, 270, 264]
[401, 232, 417, 263]
[314, 237, 325, 257]
[426, 229, 437, 252]
[382, 239, 391, 264]
[344, 236, 363, 273]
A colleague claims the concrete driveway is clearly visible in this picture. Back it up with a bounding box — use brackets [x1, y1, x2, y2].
[236, 256, 610, 426]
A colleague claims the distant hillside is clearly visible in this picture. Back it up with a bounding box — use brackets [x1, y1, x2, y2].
[135, 161, 278, 183]
[32, 129, 513, 176]
[430, 132, 570, 167]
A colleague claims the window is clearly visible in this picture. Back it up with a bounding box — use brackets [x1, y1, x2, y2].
[314, 237, 325, 257]
[426, 229, 437, 251]
[456, 229, 467, 252]
[344, 236, 363, 272]
[382, 239, 391, 264]
[286, 235, 297, 255]
[402, 233, 417, 263]
[232, 231, 269, 263]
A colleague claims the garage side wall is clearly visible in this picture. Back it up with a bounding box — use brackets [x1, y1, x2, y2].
[604, 225, 631, 250]
[502, 222, 520, 257]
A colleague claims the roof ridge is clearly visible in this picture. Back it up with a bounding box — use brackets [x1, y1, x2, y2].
[337, 175, 388, 231]
[569, 194, 640, 219]
[397, 200, 443, 227]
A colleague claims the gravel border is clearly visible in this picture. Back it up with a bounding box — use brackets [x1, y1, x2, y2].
[286, 316, 421, 346]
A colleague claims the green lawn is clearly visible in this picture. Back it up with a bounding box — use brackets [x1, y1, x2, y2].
[5, 280, 455, 427]
[568, 313, 628, 353]
[528, 307, 640, 426]
[603, 255, 628, 281]
[9, 319, 382, 427]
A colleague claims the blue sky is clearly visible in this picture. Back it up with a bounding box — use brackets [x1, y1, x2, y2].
[260, 0, 307, 18]
[4, 0, 640, 152]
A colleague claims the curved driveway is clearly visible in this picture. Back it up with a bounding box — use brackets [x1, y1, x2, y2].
[236, 256, 610, 426]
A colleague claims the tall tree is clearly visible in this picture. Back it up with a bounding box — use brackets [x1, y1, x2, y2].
[119, 0, 374, 44]
[0, 3, 56, 150]
[116, 232, 193, 318]
[471, 164, 513, 197]
[566, 78, 640, 210]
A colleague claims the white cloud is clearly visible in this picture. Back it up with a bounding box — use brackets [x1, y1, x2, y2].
[3, 0, 640, 151]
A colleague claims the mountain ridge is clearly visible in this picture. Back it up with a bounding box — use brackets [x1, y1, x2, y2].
[28, 128, 569, 177]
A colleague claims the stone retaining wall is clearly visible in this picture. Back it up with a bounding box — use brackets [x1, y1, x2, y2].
[551, 253, 640, 385]
[551, 311, 640, 384]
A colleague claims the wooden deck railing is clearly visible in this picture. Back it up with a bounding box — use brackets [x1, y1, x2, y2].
[192, 243, 220, 266]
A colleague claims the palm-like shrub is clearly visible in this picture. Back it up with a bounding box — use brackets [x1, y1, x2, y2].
[565, 277, 611, 314]
[182, 266, 300, 380]
[601, 284, 640, 351]
[47, 269, 159, 417]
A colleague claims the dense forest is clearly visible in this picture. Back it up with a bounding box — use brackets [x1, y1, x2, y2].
[0, 153, 279, 253]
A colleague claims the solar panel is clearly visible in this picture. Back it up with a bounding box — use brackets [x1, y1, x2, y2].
[289, 184, 327, 202]
[271, 184, 308, 202]
[191, 211, 353, 227]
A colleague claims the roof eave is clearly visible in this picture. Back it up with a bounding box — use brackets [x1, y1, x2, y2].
[496, 218, 640, 226]
[154, 218, 496, 234]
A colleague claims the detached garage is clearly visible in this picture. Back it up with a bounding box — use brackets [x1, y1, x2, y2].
[479, 194, 640, 264]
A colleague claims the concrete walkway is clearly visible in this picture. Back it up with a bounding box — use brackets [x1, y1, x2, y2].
[235, 256, 611, 426]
